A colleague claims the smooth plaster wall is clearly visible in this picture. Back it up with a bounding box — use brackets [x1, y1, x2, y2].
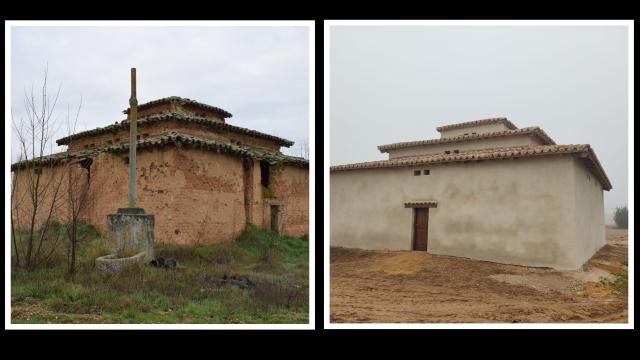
[573, 157, 606, 267]
[330, 155, 592, 270]
[387, 134, 543, 159]
[439, 123, 512, 138]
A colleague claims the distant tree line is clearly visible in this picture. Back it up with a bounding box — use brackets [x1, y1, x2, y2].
[614, 206, 628, 229]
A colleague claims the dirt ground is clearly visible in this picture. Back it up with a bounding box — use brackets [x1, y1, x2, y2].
[330, 228, 628, 323]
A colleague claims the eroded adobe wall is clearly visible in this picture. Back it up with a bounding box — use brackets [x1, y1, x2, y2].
[133, 146, 246, 245]
[12, 165, 68, 233]
[180, 104, 226, 122]
[67, 122, 168, 152]
[61, 146, 248, 245]
[269, 164, 309, 237]
[331, 155, 584, 270]
[170, 121, 282, 153]
[67, 119, 282, 153]
[136, 102, 174, 118]
[13, 146, 307, 246]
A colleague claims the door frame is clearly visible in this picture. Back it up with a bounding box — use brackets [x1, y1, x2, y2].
[270, 204, 280, 234]
[405, 201, 438, 251]
[412, 208, 429, 251]
[264, 199, 285, 234]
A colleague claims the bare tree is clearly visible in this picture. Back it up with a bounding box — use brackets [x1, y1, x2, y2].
[292, 139, 309, 159]
[11, 65, 70, 270]
[61, 99, 93, 275]
[298, 138, 309, 159]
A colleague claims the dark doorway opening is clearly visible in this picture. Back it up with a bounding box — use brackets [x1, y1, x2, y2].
[260, 160, 270, 187]
[413, 208, 429, 251]
[270, 205, 280, 234]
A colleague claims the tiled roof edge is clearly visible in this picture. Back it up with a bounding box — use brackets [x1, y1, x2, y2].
[55, 112, 294, 147]
[123, 96, 232, 118]
[331, 144, 611, 191]
[13, 133, 308, 171]
[436, 117, 517, 132]
[378, 127, 555, 152]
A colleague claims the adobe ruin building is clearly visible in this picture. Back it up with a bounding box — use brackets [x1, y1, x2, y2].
[330, 118, 611, 270]
[12, 96, 309, 244]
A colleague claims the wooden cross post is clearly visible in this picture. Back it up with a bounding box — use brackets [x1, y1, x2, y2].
[128, 68, 138, 208]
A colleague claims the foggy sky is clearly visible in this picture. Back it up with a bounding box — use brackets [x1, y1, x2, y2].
[10, 25, 309, 159]
[330, 25, 629, 223]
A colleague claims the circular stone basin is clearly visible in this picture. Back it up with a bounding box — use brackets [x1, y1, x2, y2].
[96, 251, 149, 274]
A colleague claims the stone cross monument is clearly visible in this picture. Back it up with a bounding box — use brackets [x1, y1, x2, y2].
[96, 68, 155, 274]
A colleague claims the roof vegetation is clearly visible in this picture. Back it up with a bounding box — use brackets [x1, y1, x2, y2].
[13, 132, 308, 171]
[122, 96, 233, 118]
[56, 112, 294, 147]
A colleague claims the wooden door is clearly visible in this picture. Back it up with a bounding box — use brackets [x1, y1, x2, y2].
[413, 208, 429, 251]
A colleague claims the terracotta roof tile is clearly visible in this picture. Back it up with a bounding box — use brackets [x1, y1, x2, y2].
[436, 117, 517, 132]
[378, 127, 555, 152]
[330, 144, 612, 190]
[123, 96, 233, 118]
[404, 201, 438, 208]
[56, 112, 294, 147]
[13, 132, 308, 171]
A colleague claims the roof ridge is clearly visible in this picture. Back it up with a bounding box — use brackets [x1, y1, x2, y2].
[122, 96, 233, 118]
[436, 117, 517, 132]
[378, 126, 555, 152]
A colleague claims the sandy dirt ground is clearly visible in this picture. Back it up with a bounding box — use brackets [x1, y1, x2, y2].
[330, 228, 628, 323]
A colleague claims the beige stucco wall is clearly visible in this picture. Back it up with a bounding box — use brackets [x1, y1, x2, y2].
[387, 134, 543, 159]
[331, 155, 603, 270]
[439, 123, 512, 138]
[572, 157, 606, 266]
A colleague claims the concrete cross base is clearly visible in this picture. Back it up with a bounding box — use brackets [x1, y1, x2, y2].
[97, 208, 155, 274]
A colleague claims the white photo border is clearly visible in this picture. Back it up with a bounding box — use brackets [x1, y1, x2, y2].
[323, 19, 634, 330]
[5, 20, 315, 330]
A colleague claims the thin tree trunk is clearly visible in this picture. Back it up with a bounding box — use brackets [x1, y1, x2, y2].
[69, 219, 76, 274]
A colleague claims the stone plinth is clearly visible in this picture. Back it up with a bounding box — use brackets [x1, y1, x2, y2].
[107, 208, 155, 260]
[96, 208, 155, 274]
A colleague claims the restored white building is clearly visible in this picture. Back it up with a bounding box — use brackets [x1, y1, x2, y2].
[330, 118, 611, 270]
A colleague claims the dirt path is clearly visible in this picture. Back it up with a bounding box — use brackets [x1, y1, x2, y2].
[330, 228, 628, 323]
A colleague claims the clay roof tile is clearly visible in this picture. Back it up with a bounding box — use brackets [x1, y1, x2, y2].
[331, 144, 611, 190]
[377, 127, 555, 152]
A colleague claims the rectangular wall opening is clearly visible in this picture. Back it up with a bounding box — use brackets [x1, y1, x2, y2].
[270, 205, 281, 234]
[413, 208, 429, 251]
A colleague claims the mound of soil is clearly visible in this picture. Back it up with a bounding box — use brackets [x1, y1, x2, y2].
[330, 228, 628, 323]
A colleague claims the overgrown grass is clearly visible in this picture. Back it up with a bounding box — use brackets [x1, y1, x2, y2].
[11, 224, 309, 324]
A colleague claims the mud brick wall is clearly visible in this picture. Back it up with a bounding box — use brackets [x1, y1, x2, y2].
[12, 165, 69, 233]
[67, 120, 282, 154]
[130, 102, 226, 122]
[269, 165, 309, 237]
[86, 147, 247, 244]
[13, 146, 308, 245]
[136, 102, 174, 118]
[180, 104, 227, 121]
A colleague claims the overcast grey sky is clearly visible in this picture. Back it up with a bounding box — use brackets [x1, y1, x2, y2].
[330, 25, 629, 222]
[11, 25, 309, 159]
